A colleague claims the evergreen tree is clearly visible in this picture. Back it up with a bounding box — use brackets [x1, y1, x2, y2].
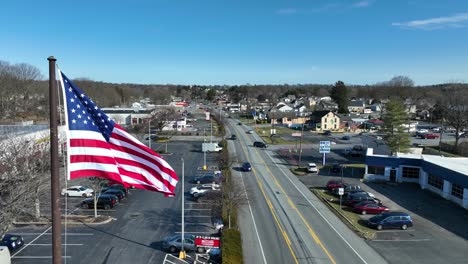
[330, 81, 349, 113]
[382, 97, 411, 155]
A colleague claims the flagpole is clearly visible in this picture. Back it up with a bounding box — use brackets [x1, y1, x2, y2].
[48, 56, 62, 264]
[179, 157, 186, 259]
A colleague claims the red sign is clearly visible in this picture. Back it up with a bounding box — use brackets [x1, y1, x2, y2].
[195, 236, 221, 248]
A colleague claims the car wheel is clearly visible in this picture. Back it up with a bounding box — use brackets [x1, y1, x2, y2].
[193, 193, 199, 198]
[168, 246, 177, 253]
[361, 210, 367, 215]
[197, 247, 205, 253]
[82, 193, 87, 198]
[82, 203, 90, 209]
[401, 224, 408, 230]
[377, 225, 383, 230]
[66, 193, 70, 197]
[104, 204, 111, 210]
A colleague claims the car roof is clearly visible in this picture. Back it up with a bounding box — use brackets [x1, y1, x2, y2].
[381, 211, 409, 216]
[68, 185, 85, 189]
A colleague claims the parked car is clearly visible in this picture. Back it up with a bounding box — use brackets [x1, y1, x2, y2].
[241, 162, 252, 171]
[333, 184, 361, 196]
[193, 189, 222, 202]
[353, 200, 381, 208]
[307, 163, 318, 173]
[345, 195, 379, 207]
[162, 234, 205, 253]
[104, 184, 129, 195]
[103, 189, 125, 201]
[247, 130, 253, 134]
[80, 195, 117, 210]
[61, 186, 94, 197]
[354, 203, 389, 215]
[341, 135, 350, 140]
[253, 141, 268, 148]
[421, 133, 440, 139]
[326, 180, 345, 191]
[323, 130, 332, 136]
[231, 134, 237, 140]
[0, 234, 24, 252]
[331, 163, 341, 173]
[367, 212, 413, 230]
[237, 122, 242, 125]
[190, 174, 223, 184]
[190, 184, 221, 197]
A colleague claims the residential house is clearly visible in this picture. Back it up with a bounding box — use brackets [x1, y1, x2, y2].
[308, 111, 340, 131]
[276, 103, 294, 112]
[316, 100, 338, 111]
[348, 100, 366, 114]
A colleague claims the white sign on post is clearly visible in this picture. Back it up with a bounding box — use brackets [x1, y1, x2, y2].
[338, 188, 344, 196]
[319, 141, 331, 153]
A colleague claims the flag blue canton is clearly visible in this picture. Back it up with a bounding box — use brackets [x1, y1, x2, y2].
[61, 73, 115, 142]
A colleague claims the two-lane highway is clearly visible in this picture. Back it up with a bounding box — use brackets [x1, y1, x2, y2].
[226, 119, 388, 264]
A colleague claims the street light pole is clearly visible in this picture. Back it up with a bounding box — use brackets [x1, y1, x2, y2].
[298, 123, 305, 167]
[179, 157, 186, 259]
[148, 119, 152, 150]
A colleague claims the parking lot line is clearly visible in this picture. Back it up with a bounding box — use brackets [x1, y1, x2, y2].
[372, 239, 431, 242]
[11, 226, 52, 257]
[184, 209, 211, 211]
[375, 229, 415, 233]
[29, 243, 84, 246]
[174, 231, 213, 234]
[184, 215, 212, 218]
[15, 233, 94, 236]
[12, 256, 71, 259]
[79, 209, 117, 212]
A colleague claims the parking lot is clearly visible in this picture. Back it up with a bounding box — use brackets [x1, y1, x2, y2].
[297, 168, 468, 264]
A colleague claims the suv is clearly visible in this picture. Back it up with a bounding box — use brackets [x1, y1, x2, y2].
[231, 134, 237, 140]
[253, 141, 268, 148]
[333, 184, 361, 196]
[367, 212, 413, 230]
[307, 163, 318, 173]
[81, 195, 117, 210]
[191, 174, 223, 184]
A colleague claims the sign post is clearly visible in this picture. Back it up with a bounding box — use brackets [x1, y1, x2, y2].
[319, 141, 331, 166]
[338, 187, 344, 209]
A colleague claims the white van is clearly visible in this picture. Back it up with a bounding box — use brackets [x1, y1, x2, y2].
[0, 246, 11, 264]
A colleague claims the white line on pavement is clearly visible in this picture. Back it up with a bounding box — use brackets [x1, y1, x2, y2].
[11, 226, 52, 257]
[15, 233, 94, 236]
[12, 256, 71, 259]
[372, 239, 430, 242]
[183, 215, 212, 218]
[184, 209, 211, 211]
[28, 244, 84, 246]
[175, 231, 213, 234]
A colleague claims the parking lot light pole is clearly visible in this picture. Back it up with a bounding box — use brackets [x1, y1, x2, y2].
[179, 157, 186, 260]
[148, 119, 152, 150]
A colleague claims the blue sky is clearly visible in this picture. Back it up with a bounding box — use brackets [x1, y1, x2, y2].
[1, 0, 467, 85]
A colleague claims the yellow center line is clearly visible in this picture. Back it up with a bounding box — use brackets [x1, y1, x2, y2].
[256, 150, 337, 264]
[239, 142, 299, 264]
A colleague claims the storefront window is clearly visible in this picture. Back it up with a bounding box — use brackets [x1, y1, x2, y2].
[402, 167, 420, 179]
[368, 166, 385, 175]
[451, 183, 463, 199]
[428, 174, 443, 190]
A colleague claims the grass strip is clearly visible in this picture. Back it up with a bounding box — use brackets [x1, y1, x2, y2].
[222, 229, 243, 264]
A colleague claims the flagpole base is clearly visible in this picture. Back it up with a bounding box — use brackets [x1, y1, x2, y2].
[179, 250, 186, 259]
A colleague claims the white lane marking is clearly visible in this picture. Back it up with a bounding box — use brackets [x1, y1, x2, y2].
[376, 230, 416, 233]
[183, 215, 212, 218]
[184, 209, 211, 211]
[11, 226, 52, 257]
[372, 239, 430, 242]
[264, 150, 369, 264]
[28, 243, 84, 246]
[12, 256, 71, 259]
[174, 231, 213, 234]
[234, 139, 268, 264]
[15, 233, 94, 236]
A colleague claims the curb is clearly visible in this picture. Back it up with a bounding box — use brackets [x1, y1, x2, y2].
[13, 215, 115, 226]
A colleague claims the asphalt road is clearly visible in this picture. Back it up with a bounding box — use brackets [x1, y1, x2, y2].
[226, 119, 388, 264]
[10, 140, 221, 264]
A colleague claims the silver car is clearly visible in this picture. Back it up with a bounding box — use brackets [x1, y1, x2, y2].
[162, 234, 205, 253]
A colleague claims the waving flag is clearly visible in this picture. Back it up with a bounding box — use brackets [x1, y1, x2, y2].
[59, 71, 178, 195]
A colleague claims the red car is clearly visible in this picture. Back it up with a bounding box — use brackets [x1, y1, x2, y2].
[354, 203, 389, 215]
[326, 180, 345, 191]
[422, 133, 439, 139]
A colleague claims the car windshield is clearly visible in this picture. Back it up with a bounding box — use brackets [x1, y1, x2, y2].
[78, 187, 86, 191]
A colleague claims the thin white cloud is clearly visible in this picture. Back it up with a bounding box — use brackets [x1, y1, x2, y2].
[392, 13, 468, 30]
[353, 1, 373, 8]
[277, 8, 298, 15]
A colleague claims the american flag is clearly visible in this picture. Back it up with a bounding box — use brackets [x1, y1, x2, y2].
[59, 71, 178, 195]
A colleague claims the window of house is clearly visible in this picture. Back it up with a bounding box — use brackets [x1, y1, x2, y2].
[367, 166, 385, 175]
[428, 174, 443, 190]
[324, 118, 327, 123]
[334, 124, 337, 129]
[324, 124, 327, 129]
[402, 167, 420, 179]
[334, 118, 337, 123]
[451, 183, 463, 199]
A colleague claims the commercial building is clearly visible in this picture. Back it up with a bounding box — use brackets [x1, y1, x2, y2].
[364, 148, 468, 209]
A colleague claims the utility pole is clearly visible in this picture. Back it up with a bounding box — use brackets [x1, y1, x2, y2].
[179, 157, 186, 259]
[203, 128, 207, 170]
[148, 119, 152, 150]
[298, 123, 305, 167]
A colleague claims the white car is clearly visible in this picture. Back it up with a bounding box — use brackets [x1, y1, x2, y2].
[61, 186, 94, 197]
[307, 163, 318, 173]
[247, 130, 253, 134]
[190, 184, 220, 197]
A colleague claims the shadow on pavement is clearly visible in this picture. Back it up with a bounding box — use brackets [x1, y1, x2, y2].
[366, 182, 468, 241]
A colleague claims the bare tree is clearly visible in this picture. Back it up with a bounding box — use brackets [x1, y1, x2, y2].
[440, 86, 468, 152]
[222, 178, 248, 229]
[0, 133, 50, 234]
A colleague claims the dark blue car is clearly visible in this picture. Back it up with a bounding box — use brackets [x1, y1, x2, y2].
[1, 234, 24, 251]
[368, 212, 413, 230]
[241, 162, 252, 171]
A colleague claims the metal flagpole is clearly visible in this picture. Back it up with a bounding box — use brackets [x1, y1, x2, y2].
[298, 123, 305, 167]
[179, 157, 186, 259]
[148, 120, 151, 150]
[48, 56, 62, 264]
